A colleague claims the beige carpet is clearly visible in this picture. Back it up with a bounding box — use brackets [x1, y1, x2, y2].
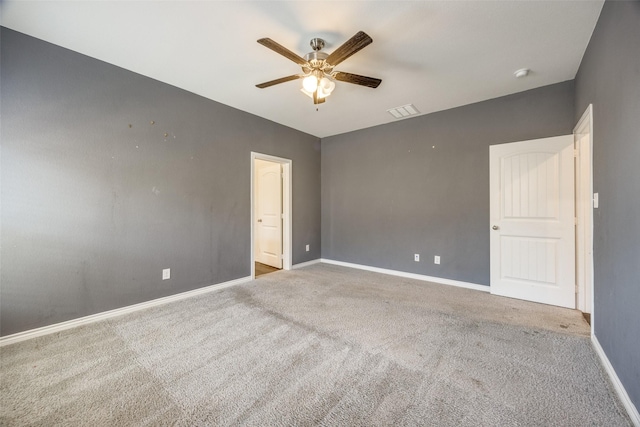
[0, 264, 631, 426]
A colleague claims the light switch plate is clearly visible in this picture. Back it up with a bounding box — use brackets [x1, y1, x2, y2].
[162, 268, 171, 280]
[434, 256, 441, 265]
[593, 193, 599, 208]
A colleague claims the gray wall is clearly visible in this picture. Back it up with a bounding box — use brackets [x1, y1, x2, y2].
[322, 81, 575, 285]
[0, 28, 321, 336]
[574, 0, 640, 410]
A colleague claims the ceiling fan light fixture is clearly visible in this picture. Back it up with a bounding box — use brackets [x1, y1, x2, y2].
[318, 88, 332, 99]
[317, 90, 329, 100]
[300, 88, 314, 98]
[319, 77, 336, 94]
[301, 76, 335, 100]
[300, 86, 332, 100]
[256, 31, 381, 105]
[302, 75, 318, 92]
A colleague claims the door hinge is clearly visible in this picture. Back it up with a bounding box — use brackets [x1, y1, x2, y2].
[574, 149, 578, 157]
[575, 217, 578, 225]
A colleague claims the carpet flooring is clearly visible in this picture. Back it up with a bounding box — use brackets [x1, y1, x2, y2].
[0, 264, 631, 426]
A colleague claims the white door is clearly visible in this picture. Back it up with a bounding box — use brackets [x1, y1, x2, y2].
[574, 109, 594, 315]
[256, 162, 282, 268]
[490, 135, 575, 308]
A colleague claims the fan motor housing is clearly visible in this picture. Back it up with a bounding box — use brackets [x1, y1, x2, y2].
[304, 51, 328, 62]
[303, 50, 331, 75]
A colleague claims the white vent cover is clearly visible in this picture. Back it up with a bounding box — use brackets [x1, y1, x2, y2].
[387, 104, 420, 119]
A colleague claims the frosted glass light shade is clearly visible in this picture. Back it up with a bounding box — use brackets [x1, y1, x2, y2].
[300, 75, 336, 101]
[319, 77, 335, 94]
[302, 76, 318, 92]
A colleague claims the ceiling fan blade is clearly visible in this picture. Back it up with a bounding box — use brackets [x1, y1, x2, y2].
[256, 74, 303, 89]
[325, 31, 373, 67]
[333, 72, 382, 88]
[257, 38, 308, 66]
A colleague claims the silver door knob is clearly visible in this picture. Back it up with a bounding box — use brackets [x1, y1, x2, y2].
[257, 219, 262, 223]
[492, 225, 499, 230]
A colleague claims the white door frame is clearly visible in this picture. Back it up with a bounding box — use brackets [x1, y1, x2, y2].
[574, 104, 594, 330]
[251, 152, 292, 278]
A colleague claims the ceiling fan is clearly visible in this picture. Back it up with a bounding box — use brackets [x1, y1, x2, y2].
[256, 31, 382, 105]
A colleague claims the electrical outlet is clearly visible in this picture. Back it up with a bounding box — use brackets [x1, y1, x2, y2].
[306, 244, 310, 252]
[434, 256, 441, 265]
[162, 268, 171, 280]
[414, 254, 420, 262]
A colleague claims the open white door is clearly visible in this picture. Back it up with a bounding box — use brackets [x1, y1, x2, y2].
[490, 135, 575, 308]
[574, 104, 594, 317]
[256, 161, 283, 269]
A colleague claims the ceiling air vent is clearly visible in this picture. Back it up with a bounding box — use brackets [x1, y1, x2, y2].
[387, 104, 420, 119]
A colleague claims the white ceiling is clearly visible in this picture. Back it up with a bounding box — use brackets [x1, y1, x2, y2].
[1, 1, 604, 138]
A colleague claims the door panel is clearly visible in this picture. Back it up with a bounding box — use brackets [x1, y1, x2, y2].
[256, 162, 282, 269]
[490, 135, 575, 308]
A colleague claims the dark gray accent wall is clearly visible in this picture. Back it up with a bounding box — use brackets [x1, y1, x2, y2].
[574, 0, 640, 411]
[322, 81, 575, 285]
[0, 28, 321, 336]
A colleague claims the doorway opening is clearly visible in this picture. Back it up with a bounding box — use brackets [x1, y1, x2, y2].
[251, 152, 292, 279]
[255, 262, 280, 277]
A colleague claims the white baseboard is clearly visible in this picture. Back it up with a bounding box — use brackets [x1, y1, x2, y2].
[292, 259, 321, 269]
[0, 276, 252, 347]
[591, 334, 640, 426]
[320, 259, 489, 292]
